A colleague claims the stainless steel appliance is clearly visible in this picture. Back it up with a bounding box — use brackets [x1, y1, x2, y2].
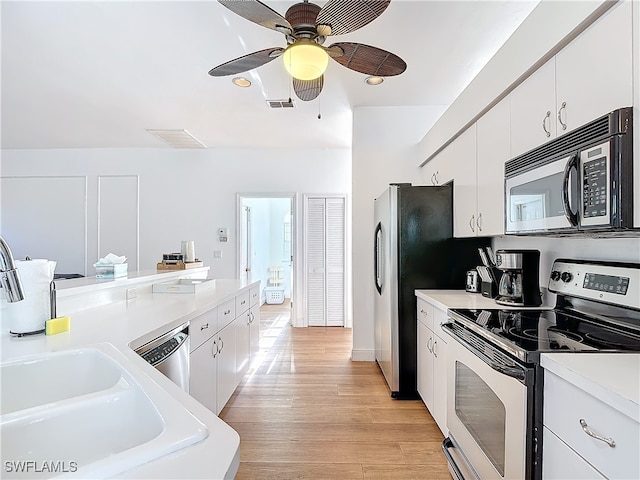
[494, 249, 542, 307]
[505, 107, 634, 235]
[374, 183, 489, 398]
[442, 259, 640, 480]
[135, 323, 190, 392]
[465, 269, 479, 293]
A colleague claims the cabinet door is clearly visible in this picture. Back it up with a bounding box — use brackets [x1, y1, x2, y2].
[249, 305, 260, 361]
[555, 1, 633, 135]
[510, 58, 556, 157]
[543, 427, 605, 480]
[216, 321, 237, 415]
[417, 320, 431, 405]
[235, 313, 250, 383]
[476, 97, 510, 236]
[189, 336, 218, 414]
[432, 333, 448, 434]
[450, 126, 478, 238]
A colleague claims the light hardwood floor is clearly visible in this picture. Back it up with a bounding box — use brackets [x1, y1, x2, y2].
[219, 302, 450, 479]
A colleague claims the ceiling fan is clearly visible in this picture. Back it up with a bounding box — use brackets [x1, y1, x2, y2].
[208, 0, 407, 101]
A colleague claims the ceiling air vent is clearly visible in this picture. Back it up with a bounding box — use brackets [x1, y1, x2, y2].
[266, 99, 295, 109]
[147, 129, 207, 148]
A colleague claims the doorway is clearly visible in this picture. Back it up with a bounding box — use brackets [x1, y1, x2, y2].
[237, 194, 296, 323]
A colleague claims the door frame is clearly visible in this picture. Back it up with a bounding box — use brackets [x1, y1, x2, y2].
[236, 193, 297, 324]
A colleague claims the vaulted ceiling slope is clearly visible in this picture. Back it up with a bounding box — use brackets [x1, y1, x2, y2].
[1, 1, 539, 150]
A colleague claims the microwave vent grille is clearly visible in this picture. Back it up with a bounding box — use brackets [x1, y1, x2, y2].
[505, 108, 628, 176]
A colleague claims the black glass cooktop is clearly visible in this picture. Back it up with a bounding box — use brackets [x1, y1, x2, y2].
[448, 308, 640, 362]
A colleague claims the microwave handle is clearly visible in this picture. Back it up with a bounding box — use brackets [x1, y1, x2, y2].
[562, 154, 579, 226]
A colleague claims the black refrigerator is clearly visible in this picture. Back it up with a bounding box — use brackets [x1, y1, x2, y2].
[373, 183, 489, 399]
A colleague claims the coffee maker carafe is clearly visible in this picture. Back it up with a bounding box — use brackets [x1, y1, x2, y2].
[494, 249, 542, 307]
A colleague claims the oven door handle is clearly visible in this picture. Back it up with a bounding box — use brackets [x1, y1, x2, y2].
[562, 153, 579, 226]
[442, 438, 466, 480]
[443, 323, 529, 384]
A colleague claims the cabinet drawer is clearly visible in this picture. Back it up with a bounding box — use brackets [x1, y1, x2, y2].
[543, 426, 605, 479]
[416, 298, 434, 330]
[190, 308, 217, 352]
[544, 371, 640, 479]
[250, 286, 260, 306]
[236, 290, 251, 314]
[217, 299, 235, 329]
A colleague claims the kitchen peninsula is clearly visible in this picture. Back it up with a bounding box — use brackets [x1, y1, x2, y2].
[1, 266, 257, 479]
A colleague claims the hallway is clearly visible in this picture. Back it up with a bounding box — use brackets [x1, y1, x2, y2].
[219, 303, 450, 479]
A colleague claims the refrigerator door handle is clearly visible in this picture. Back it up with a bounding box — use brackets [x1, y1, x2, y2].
[374, 222, 383, 295]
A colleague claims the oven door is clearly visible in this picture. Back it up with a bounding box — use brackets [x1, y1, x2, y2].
[443, 323, 533, 480]
[505, 154, 579, 234]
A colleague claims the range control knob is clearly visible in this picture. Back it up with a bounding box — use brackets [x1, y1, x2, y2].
[560, 271, 573, 283]
[550, 271, 561, 281]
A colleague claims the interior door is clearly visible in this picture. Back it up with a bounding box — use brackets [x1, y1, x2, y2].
[240, 205, 251, 284]
[305, 196, 346, 327]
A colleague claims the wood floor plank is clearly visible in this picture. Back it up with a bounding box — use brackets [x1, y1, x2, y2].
[217, 302, 449, 478]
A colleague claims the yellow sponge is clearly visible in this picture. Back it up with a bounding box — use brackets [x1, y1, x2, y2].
[45, 316, 71, 335]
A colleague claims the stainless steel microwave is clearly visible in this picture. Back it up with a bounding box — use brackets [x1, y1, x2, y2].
[505, 107, 634, 235]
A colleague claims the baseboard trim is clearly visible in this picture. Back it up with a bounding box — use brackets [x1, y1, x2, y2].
[351, 349, 375, 362]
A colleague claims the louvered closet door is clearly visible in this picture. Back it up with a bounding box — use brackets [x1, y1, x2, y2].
[306, 197, 345, 327]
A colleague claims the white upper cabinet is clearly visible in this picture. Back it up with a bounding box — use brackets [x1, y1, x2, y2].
[450, 126, 478, 238]
[476, 97, 510, 236]
[510, 1, 633, 158]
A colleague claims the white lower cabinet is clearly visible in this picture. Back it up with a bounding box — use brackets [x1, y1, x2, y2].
[189, 284, 259, 415]
[543, 427, 605, 479]
[416, 297, 448, 434]
[543, 369, 640, 479]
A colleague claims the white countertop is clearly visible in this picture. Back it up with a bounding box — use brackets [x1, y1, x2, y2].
[541, 353, 640, 423]
[415, 289, 555, 311]
[1, 274, 257, 479]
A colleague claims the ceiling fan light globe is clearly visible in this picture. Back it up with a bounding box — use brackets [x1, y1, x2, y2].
[283, 41, 329, 81]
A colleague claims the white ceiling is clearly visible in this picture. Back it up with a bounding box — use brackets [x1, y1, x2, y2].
[1, 0, 539, 150]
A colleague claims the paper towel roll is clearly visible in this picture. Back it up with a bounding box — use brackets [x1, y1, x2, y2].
[6, 259, 56, 335]
[181, 240, 196, 263]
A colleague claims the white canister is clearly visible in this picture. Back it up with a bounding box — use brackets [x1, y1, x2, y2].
[181, 240, 196, 263]
[5, 259, 57, 335]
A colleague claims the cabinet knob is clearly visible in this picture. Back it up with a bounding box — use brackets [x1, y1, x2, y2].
[542, 111, 552, 137]
[579, 419, 615, 448]
[558, 102, 567, 131]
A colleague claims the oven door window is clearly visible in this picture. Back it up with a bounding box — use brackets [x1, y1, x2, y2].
[505, 155, 578, 232]
[455, 361, 506, 476]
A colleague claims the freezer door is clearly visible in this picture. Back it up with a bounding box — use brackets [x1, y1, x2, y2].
[373, 186, 399, 394]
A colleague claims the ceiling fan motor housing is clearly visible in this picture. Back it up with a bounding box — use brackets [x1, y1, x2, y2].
[285, 2, 322, 39]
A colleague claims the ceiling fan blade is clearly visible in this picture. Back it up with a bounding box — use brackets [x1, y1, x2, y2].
[293, 76, 324, 102]
[208, 48, 283, 77]
[316, 0, 390, 36]
[329, 42, 406, 76]
[218, 0, 292, 34]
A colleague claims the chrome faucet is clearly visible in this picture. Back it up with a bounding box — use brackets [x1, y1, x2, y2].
[0, 235, 25, 302]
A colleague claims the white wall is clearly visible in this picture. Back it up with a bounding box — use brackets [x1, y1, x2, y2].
[1, 146, 351, 326]
[351, 105, 447, 360]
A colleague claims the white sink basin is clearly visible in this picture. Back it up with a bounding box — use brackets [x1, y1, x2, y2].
[0, 344, 208, 479]
[1, 348, 124, 415]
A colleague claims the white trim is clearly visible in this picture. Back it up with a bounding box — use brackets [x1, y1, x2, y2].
[351, 349, 375, 362]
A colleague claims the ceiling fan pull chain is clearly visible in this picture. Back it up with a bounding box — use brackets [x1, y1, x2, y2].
[317, 96, 322, 120]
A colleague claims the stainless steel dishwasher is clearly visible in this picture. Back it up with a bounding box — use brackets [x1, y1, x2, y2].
[135, 323, 190, 392]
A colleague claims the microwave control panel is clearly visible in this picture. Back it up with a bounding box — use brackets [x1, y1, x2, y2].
[580, 141, 610, 225]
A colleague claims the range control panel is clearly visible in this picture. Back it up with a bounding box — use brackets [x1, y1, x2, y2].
[548, 259, 639, 310]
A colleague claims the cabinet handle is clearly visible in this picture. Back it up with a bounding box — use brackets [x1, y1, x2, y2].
[542, 111, 552, 137]
[476, 212, 483, 232]
[434, 171, 439, 185]
[579, 419, 616, 448]
[218, 337, 224, 353]
[469, 215, 476, 233]
[224, 309, 231, 315]
[557, 102, 567, 131]
[420, 308, 428, 317]
[250, 311, 254, 323]
[433, 340, 438, 358]
[212, 339, 218, 358]
[427, 337, 433, 353]
[200, 323, 209, 331]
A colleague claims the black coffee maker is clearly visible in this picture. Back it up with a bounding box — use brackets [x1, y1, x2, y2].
[494, 249, 542, 307]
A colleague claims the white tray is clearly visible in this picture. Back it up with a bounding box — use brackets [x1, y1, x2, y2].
[152, 278, 215, 294]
